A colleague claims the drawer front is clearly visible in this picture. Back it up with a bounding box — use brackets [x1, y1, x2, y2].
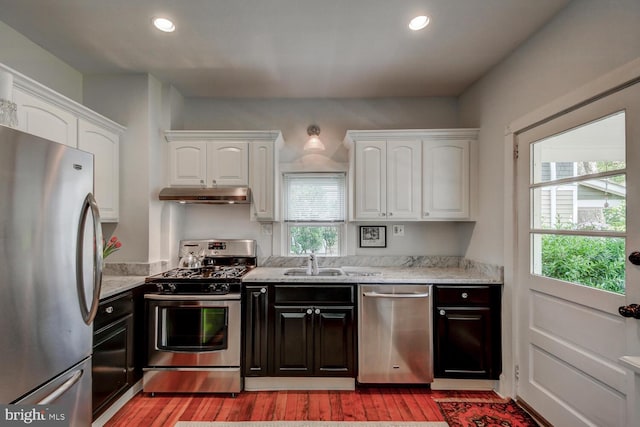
[274, 285, 354, 305]
[435, 286, 491, 306]
[95, 291, 134, 330]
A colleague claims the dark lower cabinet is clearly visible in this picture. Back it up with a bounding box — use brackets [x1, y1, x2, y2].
[243, 285, 270, 376]
[243, 283, 355, 378]
[433, 285, 502, 380]
[273, 305, 354, 376]
[92, 291, 135, 420]
[313, 307, 354, 375]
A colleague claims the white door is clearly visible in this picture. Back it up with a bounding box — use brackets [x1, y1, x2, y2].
[168, 141, 207, 186]
[13, 87, 78, 148]
[354, 141, 386, 219]
[515, 82, 640, 427]
[78, 119, 120, 222]
[206, 141, 248, 186]
[249, 141, 275, 220]
[387, 140, 421, 219]
[422, 140, 470, 219]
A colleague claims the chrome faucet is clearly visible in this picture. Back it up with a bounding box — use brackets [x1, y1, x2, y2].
[308, 252, 319, 276]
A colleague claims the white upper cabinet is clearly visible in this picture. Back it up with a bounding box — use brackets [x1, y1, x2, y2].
[386, 140, 422, 219]
[169, 141, 209, 186]
[78, 119, 120, 222]
[345, 129, 478, 222]
[165, 130, 283, 221]
[206, 141, 248, 186]
[13, 87, 78, 148]
[166, 132, 250, 187]
[250, 138, 281, 221]
[352, 139, 421, 220]
[3, 63, 125, 222]
[422, 140, 470, 220]
[354, 141, 387, 219]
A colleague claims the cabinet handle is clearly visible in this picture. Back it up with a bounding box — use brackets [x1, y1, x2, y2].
[388, 212, 393, 217]
[199, 179, 205, 186]
[306, 309, 313, 314]
[314, 308, 320, 314]
[212, 179, 217, 186]
[379, 213, 386, 216]
[105, 306, 114, 314]
[424, 212, 430, 216]
[260, 287, 267, 294]
[461, 292, 468, 299]
[439, 309, 446, 316]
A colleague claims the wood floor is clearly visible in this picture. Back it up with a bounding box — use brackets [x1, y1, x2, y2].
[105, 388, 499, 426]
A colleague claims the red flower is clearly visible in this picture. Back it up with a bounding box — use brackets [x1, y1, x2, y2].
[103, 236, 123, 259]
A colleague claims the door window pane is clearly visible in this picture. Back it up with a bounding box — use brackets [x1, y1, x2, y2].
[529, 110, 626, 295]
[531, 111, 625, 184]
[531, 175, 626, 231]
[531, 234, 625, 295]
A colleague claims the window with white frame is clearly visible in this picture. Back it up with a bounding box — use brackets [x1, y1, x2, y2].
[283, 172, 346, 256]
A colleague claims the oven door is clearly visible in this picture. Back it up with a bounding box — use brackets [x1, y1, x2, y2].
[145, 294, 240, 367]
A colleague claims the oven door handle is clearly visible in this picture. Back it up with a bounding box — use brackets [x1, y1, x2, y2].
[144, 293, 241, 301]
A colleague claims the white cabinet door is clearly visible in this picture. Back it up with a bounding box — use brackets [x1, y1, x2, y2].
[250, 141, 276, 220]
[387, 140, 421, 219]
[354, 141, 387, 219]
[13, 87, 78, 147]
[78, 118, 119, 222]
[206, 141, 248, 186]
[168, 142, 208, 186]
[422, 140, 470, 219]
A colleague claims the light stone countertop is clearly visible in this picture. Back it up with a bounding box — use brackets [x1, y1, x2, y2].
[242, 266, 502, 284]
[100, 275, 147, 299]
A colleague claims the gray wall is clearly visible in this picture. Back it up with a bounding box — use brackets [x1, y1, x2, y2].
[0, 21, 82, 102]
[458, 0, 640, 266]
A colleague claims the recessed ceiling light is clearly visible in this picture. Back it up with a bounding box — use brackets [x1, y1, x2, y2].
[409, 15, 430, 31]
[153, 17, 175, 33]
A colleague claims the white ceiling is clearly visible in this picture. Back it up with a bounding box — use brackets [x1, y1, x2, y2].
[0, 0, 570, 98]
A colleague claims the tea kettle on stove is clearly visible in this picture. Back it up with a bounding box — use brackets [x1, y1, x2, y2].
[178, 247, 204, 269]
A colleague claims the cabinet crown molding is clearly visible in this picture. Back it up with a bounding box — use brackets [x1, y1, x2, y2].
[164, 130, 283, 146]
[0, 62, 125, 134]
[343, 128, 479, 149]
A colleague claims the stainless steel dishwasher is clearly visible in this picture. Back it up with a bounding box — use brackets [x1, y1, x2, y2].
[358, 284, 433, 384]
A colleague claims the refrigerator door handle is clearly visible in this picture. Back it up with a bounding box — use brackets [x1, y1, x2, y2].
[76, 192, 103, 325]
[37, 369, 84, 405]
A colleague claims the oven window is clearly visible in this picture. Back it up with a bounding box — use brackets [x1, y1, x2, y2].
[158, 306, 228, 351]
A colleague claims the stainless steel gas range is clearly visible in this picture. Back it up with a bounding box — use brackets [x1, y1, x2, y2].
[142, 239, 256, 395]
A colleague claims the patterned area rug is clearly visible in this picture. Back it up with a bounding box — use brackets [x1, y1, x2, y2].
[435, 398, 538, 427]
[174, 422, 449, 427]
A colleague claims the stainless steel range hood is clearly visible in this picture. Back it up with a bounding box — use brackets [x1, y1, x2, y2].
[158, 186, 251, 204]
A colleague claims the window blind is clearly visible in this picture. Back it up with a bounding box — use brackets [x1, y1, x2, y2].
[283, 173, 346, 222]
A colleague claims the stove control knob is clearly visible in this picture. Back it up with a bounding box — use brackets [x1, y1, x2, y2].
[219, 284, 230, 293]
[208, 284, 217, 293]
[156, 284, 164, 292]
[167, 283, 177, 293]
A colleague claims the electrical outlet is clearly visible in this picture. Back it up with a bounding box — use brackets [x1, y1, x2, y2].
[261, 223, 273, 235]
[393, 224, 404, 236]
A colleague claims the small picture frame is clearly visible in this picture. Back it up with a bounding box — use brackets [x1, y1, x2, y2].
[359, 225, 386, 248]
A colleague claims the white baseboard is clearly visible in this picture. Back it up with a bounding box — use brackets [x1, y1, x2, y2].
[92, 380, 143, 427]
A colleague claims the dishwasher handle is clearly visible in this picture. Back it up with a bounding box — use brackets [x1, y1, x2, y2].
[362, 291, 430, 298]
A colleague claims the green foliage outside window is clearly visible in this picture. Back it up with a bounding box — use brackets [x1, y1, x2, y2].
[290, 226, 339, 255]
[540, 201, 626, 295]
[541, 235, 624, 294]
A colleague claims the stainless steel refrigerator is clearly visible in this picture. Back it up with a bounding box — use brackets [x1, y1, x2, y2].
[0, 125, 103, 426]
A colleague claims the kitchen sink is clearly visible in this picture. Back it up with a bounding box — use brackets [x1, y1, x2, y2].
[283, 268, 345, 276]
